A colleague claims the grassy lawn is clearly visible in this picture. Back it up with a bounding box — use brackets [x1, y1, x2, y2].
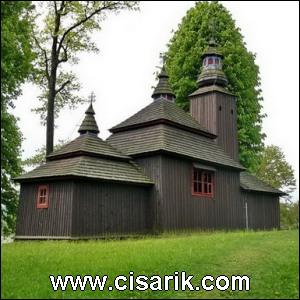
[1, 230, 299, 299]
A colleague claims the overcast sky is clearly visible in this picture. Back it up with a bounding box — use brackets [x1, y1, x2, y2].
[13, 1, 299, 200]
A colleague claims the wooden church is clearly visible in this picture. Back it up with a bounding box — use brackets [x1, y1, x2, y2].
[15, 40, 284, 239]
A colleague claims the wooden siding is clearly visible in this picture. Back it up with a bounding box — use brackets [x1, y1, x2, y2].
[16, 181, 73, 237]
[16, 160, 280, 239]
[160, 155, 245, 231]
[72, 180, 150, 237]
[241, 191, 280, 230]
[190, 93, 217, 134]
[216, 93, 238, 161]
[190, 92, 238, 161]
[134, 156, 163, 232]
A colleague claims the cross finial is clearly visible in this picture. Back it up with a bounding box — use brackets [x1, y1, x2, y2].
[88, 91, 96, 104]
[159, 52, 166, 66]
[208, 15, 217, 45]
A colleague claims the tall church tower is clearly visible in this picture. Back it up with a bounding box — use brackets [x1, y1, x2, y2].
[189, 39, 239, 161]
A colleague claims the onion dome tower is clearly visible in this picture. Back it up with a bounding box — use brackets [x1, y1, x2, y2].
[197, 38, 228, 88]
[152, 64, 176, 102]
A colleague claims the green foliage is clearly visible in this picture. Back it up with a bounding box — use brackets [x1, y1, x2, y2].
[253, 145, 297, 227]
[280, 201, 299, 230]
[22, 139, 68, 167]
[253, 145, 296, 196]
[1, 1, 35, 234]
[166, 1, 266, 170]
[1, 105, 23, 235]
[1, 231, 299, 298]
[1, 1, 35, 105]
[32, 1, 139, 122]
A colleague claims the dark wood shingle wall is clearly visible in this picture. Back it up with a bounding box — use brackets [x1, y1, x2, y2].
[16, 181, 73, 237]
[72, 180, 150, 236]
[190, 92, 239, 161]
[160, 155, 245, 231]
[216, 92, 239, 161]
[190, 92, 217, 134]
[134, 156, 164, 232]
[16, 160, 280, 239]
[241, 191, 280, 229]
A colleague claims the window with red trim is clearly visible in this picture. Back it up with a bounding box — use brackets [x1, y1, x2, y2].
[37, 185, 49, 208]
[208, 57, 214, 65]
[192, 168, 214, 197]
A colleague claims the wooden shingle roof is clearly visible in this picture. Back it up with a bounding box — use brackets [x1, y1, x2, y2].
[47, 134, 129, 161]
[78, 103, 100, 135]
[107, 124, 245, 170]
[110, 98, 215, 137]
[15, 156, 153, 185]
[16, 102, 153, 185]
[189, 85, 234, 97]
[151, 65, 176, 100]
[201, 38, 223, 58]
[240, 171, 285, 195]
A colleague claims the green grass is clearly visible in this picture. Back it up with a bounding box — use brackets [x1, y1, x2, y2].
[1, 230, 299, 299]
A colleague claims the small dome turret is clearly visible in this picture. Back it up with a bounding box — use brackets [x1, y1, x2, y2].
[78, 92, 100, 135]
[197, 38, 228, 87]
[152, 60, 176, 102]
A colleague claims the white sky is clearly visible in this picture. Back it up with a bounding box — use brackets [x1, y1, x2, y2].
[13, 1, 299, 200]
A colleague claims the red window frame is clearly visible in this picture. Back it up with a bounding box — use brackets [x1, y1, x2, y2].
[192, 168, 214, 197]
[208, 57, 214, 65]
[37, 185, 49, 208]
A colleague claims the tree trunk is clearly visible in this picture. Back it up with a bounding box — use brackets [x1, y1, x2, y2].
[46, 8, 61, 156]
[46, 76, 56, 156]
[46, 37, 58, 156]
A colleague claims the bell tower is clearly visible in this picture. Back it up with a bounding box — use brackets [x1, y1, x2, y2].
[189, 39, 239, 161]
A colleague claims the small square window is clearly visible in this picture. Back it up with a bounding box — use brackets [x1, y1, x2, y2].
[192, 168, 214, 197]
[37, 185, 49, 208]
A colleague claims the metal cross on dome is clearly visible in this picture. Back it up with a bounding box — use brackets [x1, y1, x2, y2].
[208, 15, 217, 45]
[159, 52, 166, 65]
[88, 91, 96, 104]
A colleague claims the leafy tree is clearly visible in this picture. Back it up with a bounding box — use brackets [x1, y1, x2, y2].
[1, 1, 35, 234]
[32, 1, 139, 155]
[166, 1, 265, 170]
[280, 201, 299, 229]
[1, 107, 23, 235]
[1, 1, 35, 105]
[253, 145, 296, 196]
